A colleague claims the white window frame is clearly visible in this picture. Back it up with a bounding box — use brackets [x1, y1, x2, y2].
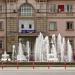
[0, 4, 2, 13]
[49, 22, 57, 30]
[66, 21, 74, 30]
[20, 4, 33, 16]
[0, 39, 3, 49]
[50, 4, 57, 13]
[65, 4, 73, 13]
[0, 21, 3, 31]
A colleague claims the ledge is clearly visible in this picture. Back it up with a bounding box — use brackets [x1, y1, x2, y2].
[0, 62, 75, 67]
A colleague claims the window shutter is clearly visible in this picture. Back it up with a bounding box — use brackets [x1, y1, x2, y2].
[55, 4, 58, 13]
[58, 5, 64, 12]
[64, 5, 67, 12]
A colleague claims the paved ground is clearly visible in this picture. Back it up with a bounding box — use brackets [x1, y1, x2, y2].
[0, 70, 75, 75]
[0, 67, 75, 75]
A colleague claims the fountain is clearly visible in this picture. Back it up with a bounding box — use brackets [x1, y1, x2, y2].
[1, 32, 71, 63]
[48, 44, 58, 62]
[43, 36, 50, 62]
[1, 50, 11, 62]
[60, 37, 66, 62]
[57, 33, 62, 61]
[34, 33, 73, 62]
[67, 39, 73, 62]
[26, 41, 30, 62]
[52, 34, 56, 48]
[34, 33, 59, 62]
[16, 39, 27, 62]
[47, 35, 58, 62]
[34, 32, 44, 62]
[34, 37, 38, 61]
[47, 34, 58, 62]
[12, 45, 16, 61]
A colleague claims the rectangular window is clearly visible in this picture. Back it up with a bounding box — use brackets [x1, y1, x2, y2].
[36, 3, 46, 13]
[66, 4, 72, 13]
[0, 40, 3, 49]
[21, 24, 24, 29]
[49, 22, 57, 30]
[29, 24, 32, 29]
[66, 22, 74, 30]
[0, 5, 2, 13]
[50, 4, 57, 13]
[58, 5, 64, 12]
[21, 5, 33, 16]
[0, 21, 3, 30]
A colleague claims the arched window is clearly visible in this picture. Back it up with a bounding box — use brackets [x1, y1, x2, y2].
[20, 4, 34, 16]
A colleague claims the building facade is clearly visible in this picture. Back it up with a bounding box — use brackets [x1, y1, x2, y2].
[0, 0, 75, 60]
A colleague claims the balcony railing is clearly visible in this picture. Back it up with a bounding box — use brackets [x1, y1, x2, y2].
[21, 30, 36, 33]
[48, 12, 74, 17]
[0, 13, 18, 18]
[36, 9, 75, 17]
[0, 9, 75, 18]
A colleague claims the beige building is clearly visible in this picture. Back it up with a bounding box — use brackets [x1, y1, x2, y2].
[0, 0, 75, 60]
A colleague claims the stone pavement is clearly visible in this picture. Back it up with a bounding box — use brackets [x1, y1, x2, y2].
[0, 67, 75, 75]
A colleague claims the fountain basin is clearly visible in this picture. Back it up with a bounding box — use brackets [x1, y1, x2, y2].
[1, 58, 11, 62]
[1, 52, 11, 62]
[0, 62, 74, 67]
[47, 54, 58, 62]
[17, 55, 27, 62]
